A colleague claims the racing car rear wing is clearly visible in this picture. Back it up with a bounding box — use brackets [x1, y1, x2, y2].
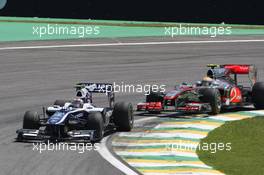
[75, 82, 115, 108]
[207, 64, 257, 85]
[222, 64, 254, 75]
[75, 82, 113, 93]
[207, 64, 256, 75]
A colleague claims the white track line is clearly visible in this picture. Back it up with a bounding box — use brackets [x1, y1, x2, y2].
[97, 117, 158, 175]
[98, 136, 140, 175]
[1, 39, 264, 50]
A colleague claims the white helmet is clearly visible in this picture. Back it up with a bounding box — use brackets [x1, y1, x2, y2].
[70, 98, 84, 108]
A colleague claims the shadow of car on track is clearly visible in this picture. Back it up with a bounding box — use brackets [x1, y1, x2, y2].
[135, 106, 256, 119]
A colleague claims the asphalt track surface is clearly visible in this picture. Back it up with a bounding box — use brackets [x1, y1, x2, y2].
[0, 35, 264, 175]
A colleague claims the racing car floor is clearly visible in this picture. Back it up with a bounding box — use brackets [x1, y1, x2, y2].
[0, 35, 264, 175]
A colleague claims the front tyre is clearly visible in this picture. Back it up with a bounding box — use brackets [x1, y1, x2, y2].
[23, 111, 40, 129]
[113, 102, 134, 131]
[252, 82, 264, 109]
[87, 112, 104, 142]
[199, 88, 221, 115]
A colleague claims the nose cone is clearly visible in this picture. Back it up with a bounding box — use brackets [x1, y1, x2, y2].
[47, 112, 65, 124]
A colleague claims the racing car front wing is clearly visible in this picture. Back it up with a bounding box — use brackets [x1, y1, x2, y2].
[16, 128, 96, 142]
[137, 102, 212, 113]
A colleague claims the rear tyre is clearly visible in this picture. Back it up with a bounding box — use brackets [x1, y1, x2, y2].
[54, 99, 68, 107]
[199, 88, 221, 115]
[252, 82, 264, 109]
[87, 112, 104, 142]
[23, 111, 40, 129]
[113, 102, 134, 131]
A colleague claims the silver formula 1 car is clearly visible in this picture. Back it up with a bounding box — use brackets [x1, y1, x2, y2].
[137, 64, 264, 115]
[16, 82, 134, 142]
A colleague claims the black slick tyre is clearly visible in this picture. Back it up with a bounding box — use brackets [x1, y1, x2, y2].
[23, 111, 40, 129]
[252, 82, 264, 109]
[199, 88, 221, 115]
[113, 102, 134, 131]
[87, 112, 104, 142]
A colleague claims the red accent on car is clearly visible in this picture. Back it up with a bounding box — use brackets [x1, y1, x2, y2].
[146, 102, 163, 111]
[137, 103, 147, 110]
[137, 102, 163, 111]
[164, 96, 176, 100]
[230, 87, 242, 103]
[224, 65, 250, 74]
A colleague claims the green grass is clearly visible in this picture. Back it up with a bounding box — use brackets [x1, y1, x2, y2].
[197, 116, 264, 175]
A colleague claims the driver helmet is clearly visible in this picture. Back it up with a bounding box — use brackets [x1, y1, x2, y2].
[207, 69, 214, 79]
[70, 98, 84, 108]
[76, 88, 91, 103]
